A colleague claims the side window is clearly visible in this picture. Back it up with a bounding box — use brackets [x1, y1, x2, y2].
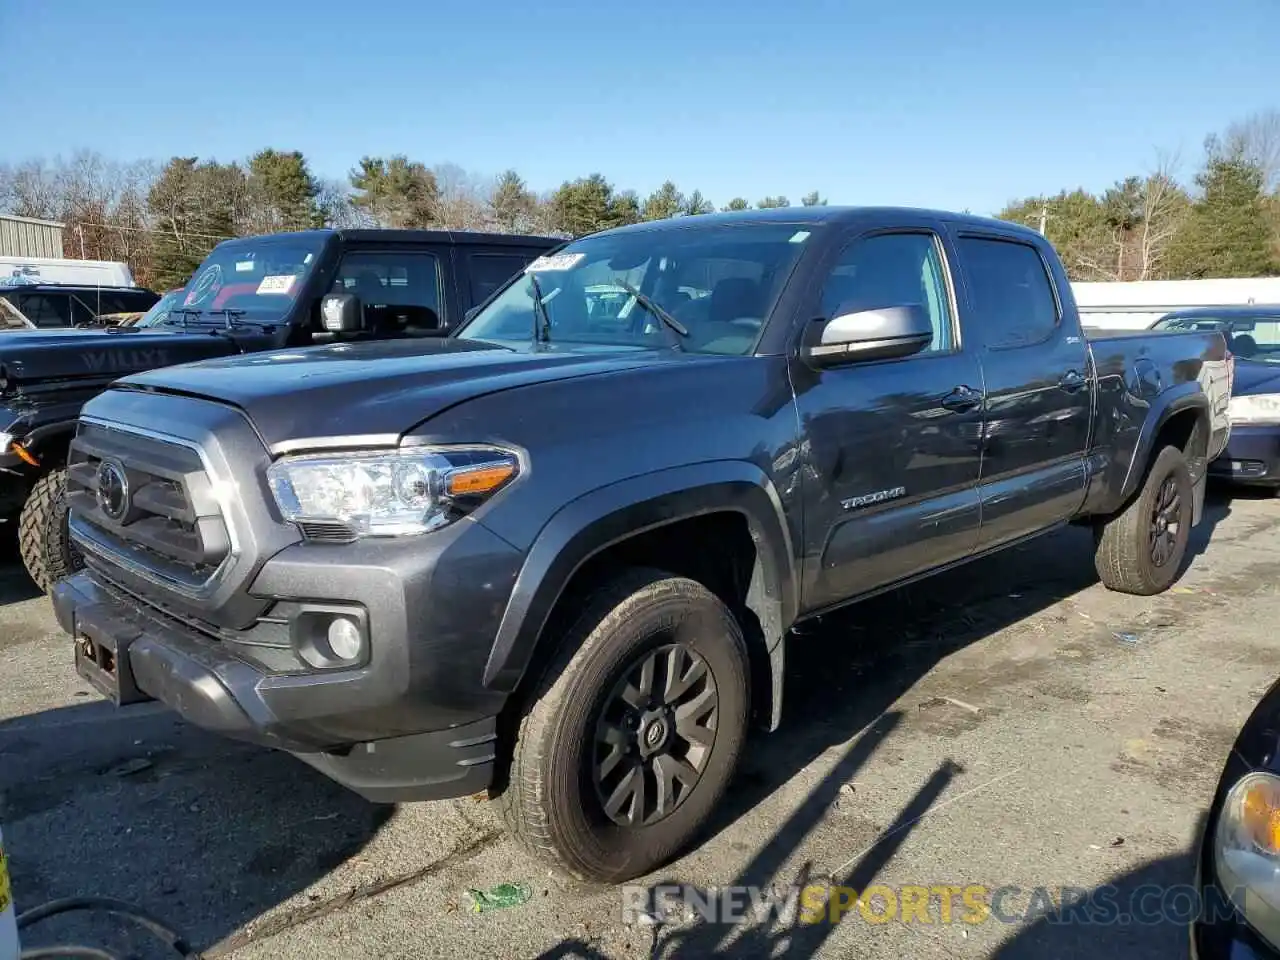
[69, 296, 98, 326]
[819, 232, 955, 353]
[957, 237, 1059, 349]
[12, 294, 71, 328]
[333, 251, 443, 334]
[467, 253, 533, 306]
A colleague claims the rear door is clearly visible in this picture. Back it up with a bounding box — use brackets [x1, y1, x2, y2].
[951, 230, 1092, 550]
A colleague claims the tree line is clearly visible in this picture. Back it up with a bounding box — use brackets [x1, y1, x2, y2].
[996, 109, 1280, 281]
[0, 149, 828, 290]
[2, 107, 1275, 291]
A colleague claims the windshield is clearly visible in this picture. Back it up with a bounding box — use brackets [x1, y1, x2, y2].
[1154, 314, 1280, 363]
[456, 222, 815, 355]
[133, 289, 185, 327]
[174, 236, 325, 323]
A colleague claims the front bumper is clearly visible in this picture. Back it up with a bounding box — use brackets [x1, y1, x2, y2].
[1209, 424, 1280, 487]
[54, 515, 525, 802]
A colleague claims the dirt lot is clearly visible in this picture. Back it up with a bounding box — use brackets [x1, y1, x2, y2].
[3, 489, 1279, 959]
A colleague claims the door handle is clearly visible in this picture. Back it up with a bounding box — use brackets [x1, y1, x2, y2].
[940, 385, 984, 412]
[1059, 370, 1086, 392]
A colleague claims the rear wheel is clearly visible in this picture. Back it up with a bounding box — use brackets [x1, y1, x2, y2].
[1094, 444, 1193, 596]
[497, 568, 750, 883]
[19, 468, 83, 594]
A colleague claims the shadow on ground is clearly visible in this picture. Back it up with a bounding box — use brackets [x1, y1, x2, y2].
[703, 491, 1229, 858]
[0, 521, 40, 604]
[0, 700, 395, 957]
[0, 491, 1240, 957]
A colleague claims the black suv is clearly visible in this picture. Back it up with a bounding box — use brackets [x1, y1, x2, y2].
[0, 228, 559, 591]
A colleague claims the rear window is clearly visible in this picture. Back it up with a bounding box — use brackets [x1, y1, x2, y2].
[958, 237, 1059, 348]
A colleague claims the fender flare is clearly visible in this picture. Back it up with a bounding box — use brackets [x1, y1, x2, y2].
[4, 420, 77, 473]
[481, 460, 797, 724]
[1118, 383, 1209, 504]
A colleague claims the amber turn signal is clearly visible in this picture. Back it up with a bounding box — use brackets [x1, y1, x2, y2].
[447, 463, 516, 497]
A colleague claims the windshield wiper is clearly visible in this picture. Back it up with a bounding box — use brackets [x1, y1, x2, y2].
[164, 308, 202, 330]
[528, 272, 552, 345]
[615, 279, 688, 350]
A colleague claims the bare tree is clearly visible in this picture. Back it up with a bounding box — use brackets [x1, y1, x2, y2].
[0, 159, 61, 219]
[432, 162, 493, 231]
[1223, 109, 1280, 193]
[1137, 153, 1190, 280]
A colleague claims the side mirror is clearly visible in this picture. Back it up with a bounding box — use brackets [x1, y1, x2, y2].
[802, 303, 933, 366]
[320, 293, 363, 333]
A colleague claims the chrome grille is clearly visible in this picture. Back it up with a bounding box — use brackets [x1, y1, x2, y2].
[66, 420, 234, 593]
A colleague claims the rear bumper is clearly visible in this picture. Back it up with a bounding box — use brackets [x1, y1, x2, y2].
[53, 570, 501, 803]
[1209, 424, 1280, 486]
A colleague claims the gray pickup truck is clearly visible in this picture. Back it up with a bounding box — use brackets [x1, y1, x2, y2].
[54, 207, 1231, 883]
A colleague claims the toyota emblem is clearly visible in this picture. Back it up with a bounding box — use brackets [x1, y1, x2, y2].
[96, 459, 130, 521]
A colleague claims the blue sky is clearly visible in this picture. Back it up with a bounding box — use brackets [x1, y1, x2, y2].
[2, 0, 1274, 216]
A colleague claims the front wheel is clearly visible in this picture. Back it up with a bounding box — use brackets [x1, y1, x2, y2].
[497, 569, 750, 883]
[1094, 444, 1193, 596]
[18, 467, 83, 594]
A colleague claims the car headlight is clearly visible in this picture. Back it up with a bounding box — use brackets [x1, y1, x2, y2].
[267, 445, 520, 538]
[1229, 393, 1280, 425]
[1215, 771, 1280, 946]
[0, 431, 11, 453]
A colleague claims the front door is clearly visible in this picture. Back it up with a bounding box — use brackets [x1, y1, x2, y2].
[329, 246, 451, 337]
[951, 232, 1092, 551]
[794, 226, 985, 614]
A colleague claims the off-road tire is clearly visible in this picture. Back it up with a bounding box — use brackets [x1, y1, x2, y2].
[496, 568, 750, 884]
[1094, 444, 1193, 596]
[19, 468, 82, 594]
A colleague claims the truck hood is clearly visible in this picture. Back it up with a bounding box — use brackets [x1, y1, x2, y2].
[0, 327, 235, 389]
[1232, 358, 1280, 395]
[116, 338, 671, 451]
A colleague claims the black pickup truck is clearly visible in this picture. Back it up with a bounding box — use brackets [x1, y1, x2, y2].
[54, 207, 1231, 883]
[0, 228, 558, 591]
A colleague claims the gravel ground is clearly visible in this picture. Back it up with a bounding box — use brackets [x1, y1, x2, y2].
[2, 488, 1278, 959]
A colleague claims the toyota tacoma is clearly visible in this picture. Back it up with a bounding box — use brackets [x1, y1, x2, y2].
[54, 207, 1231, 883]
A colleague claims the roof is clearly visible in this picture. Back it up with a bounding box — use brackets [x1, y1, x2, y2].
[215, 228, 562, 249]
[0, 214, 66, 229]
[592, 205, 1042, 240]
[0, 282, 154, 295]
[1161, 304, 1280, 319]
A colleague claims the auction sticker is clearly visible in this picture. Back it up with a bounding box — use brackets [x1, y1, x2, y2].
[257, 275, 297, 295]
[525, 253, 584, 272]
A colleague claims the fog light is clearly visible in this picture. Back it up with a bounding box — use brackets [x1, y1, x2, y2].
[327, 617, 363, 661]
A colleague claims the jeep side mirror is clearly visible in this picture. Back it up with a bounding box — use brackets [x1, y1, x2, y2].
[320, 293, 363, 333]
[801, 302, 933, 367]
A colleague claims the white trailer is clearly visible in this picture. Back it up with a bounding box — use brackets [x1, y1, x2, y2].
[1072, 277, 1280, 329]
[0, 255, 137, 289]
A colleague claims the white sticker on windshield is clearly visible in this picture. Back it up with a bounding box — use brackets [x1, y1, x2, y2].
[303, 253, 313, 264]
[789, 231, 811, 243]
[526, 253, 585, 272]
[257, 275, 296, 295]
[235, 260, 255, 272]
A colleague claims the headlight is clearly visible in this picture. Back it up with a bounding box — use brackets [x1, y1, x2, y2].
[0, 431, 11, 453]
[267, 445, 520, 538]
[1215, 771, 1280, 946]
[1229, 393, 1280, 425]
